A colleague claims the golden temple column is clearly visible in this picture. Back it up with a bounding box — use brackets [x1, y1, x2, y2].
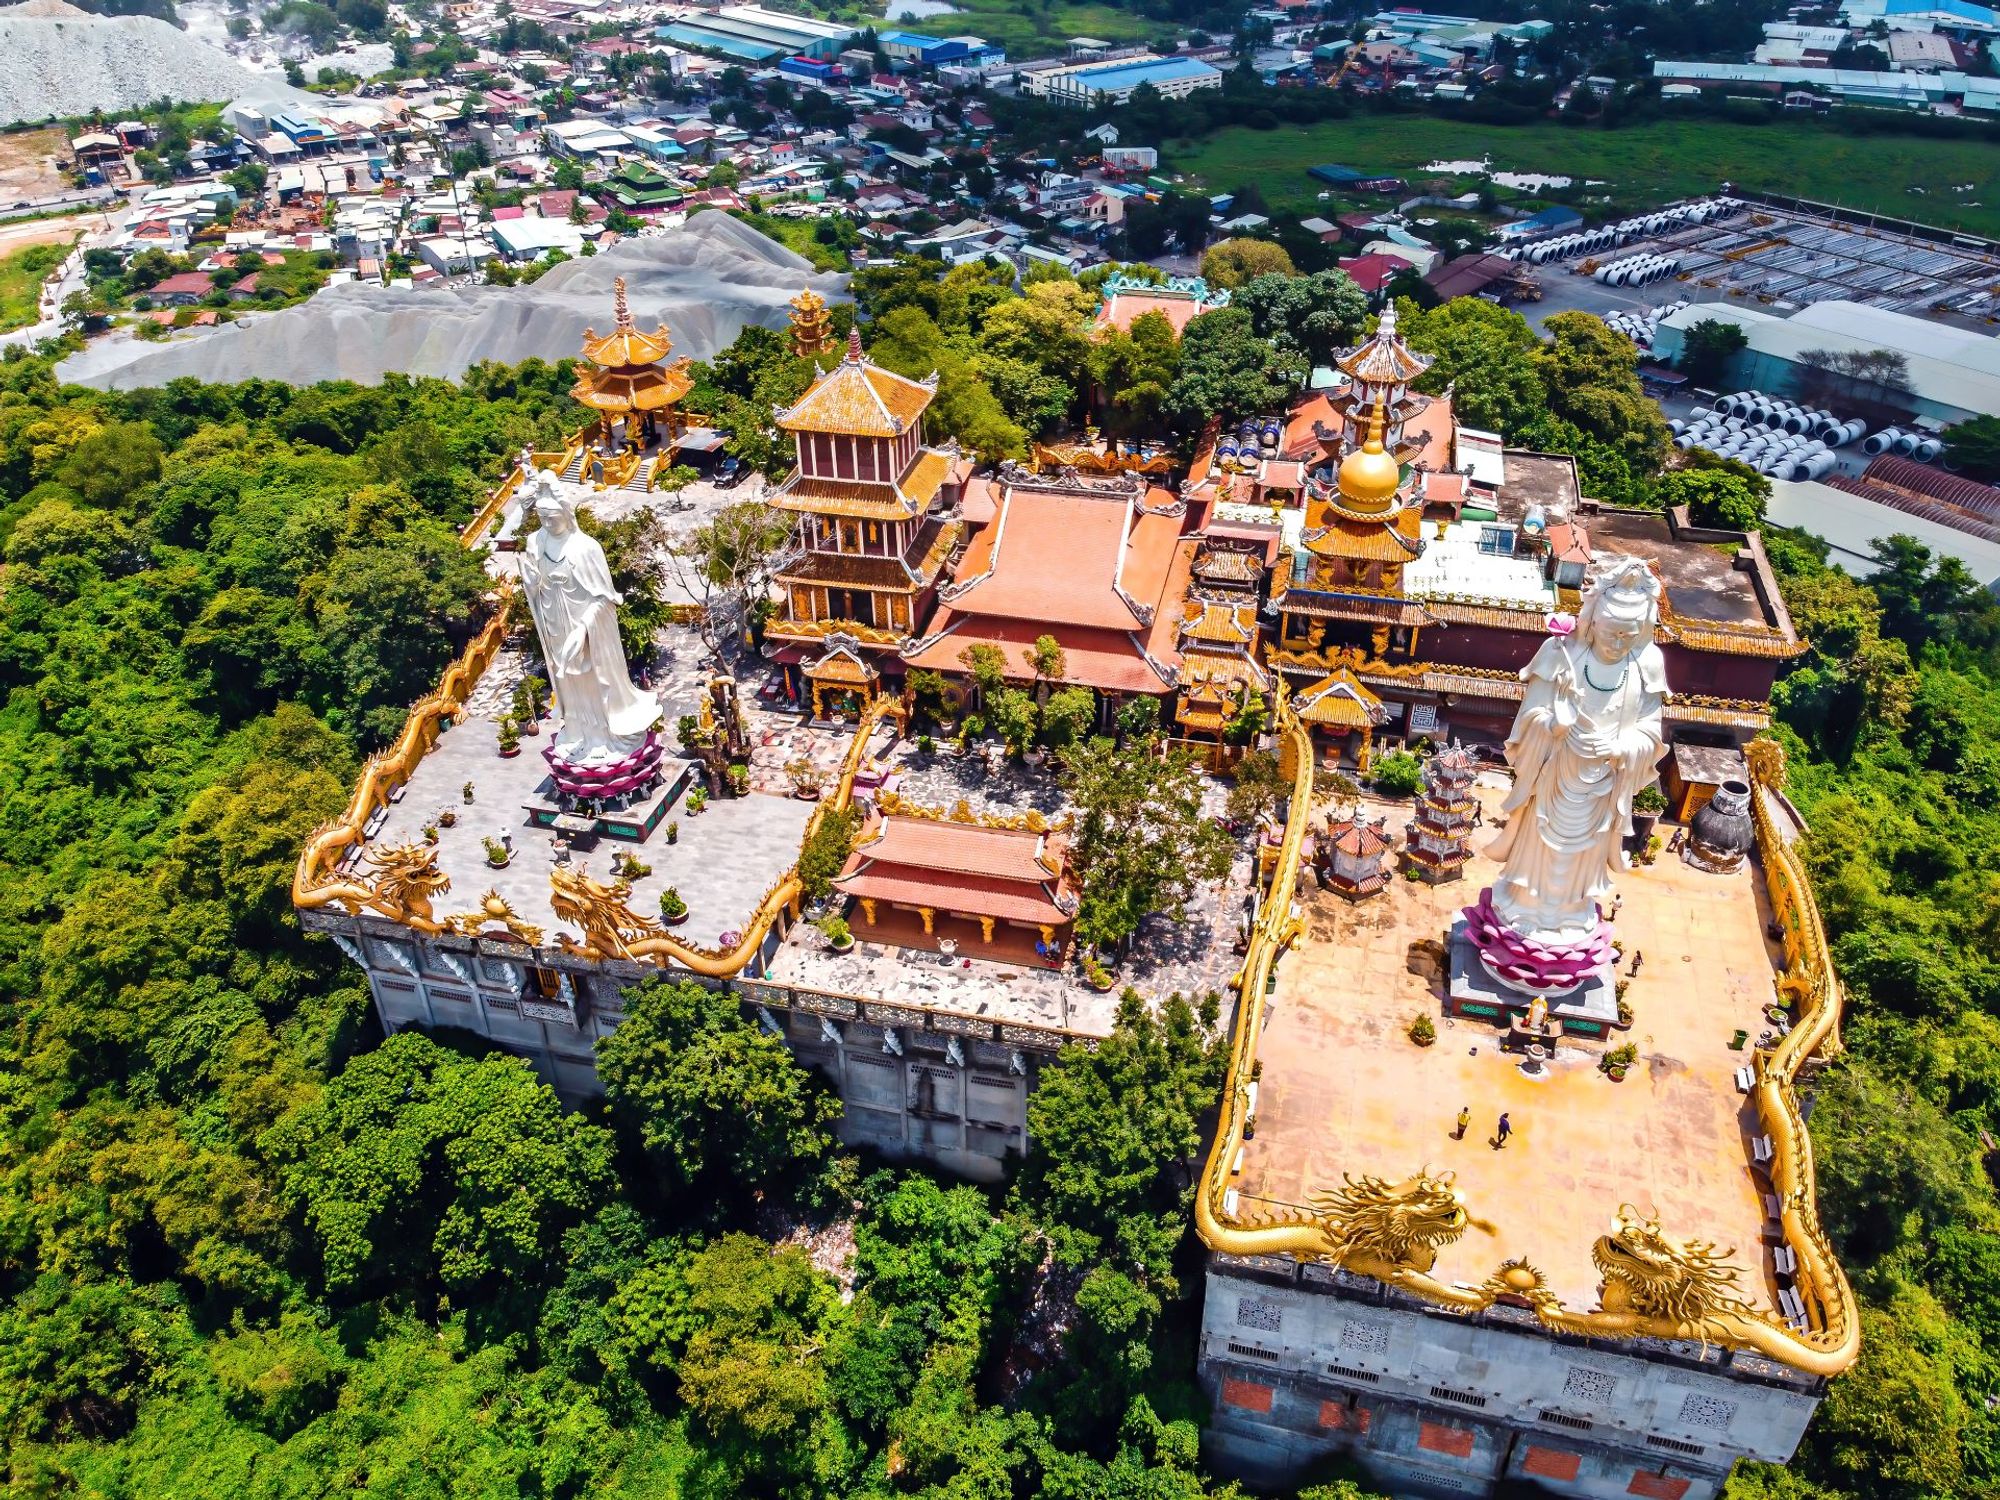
[1360, 726, 1373, 774]
[918, 906, 935, 935]
[979, 915, 995, 944]
[860, 898, 878, 926]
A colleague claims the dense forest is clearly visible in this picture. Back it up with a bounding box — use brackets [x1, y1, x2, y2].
[0, 264, 1994, 1498]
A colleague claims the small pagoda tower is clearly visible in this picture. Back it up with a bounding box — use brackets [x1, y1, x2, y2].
[1403, 741, 1480, 883]
[789, 286, 834, 359]
[1319, 813, 1394, 899]
[571, 276, 694, 452]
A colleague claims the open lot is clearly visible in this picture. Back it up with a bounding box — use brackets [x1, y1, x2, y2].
[0, 126, 72, 202]
[891, 0, 1155, 55]
[1172, 117, 2000, 240]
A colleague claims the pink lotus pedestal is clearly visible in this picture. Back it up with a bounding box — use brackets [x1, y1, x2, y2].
[542, 730, 665, 800]
[1444, 889, 1621, 1038]
[1458, 886, 1615, 999]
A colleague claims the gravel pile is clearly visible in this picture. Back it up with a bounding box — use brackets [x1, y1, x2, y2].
[0, 0, 309, 124]
[61, 213, 851, 391]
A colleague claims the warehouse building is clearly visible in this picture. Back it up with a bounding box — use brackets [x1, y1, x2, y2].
[1652, 300, 2000, 426]
[1023, 53, 1224, 106]
[655, 4, 859, 63]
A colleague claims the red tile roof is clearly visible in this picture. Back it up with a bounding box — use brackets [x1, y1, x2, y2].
[834, 814, 1076, 926]
[1338, 252, 1404, 294]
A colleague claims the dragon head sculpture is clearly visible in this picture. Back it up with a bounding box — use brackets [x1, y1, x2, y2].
[548, 864, 663, 961]
[1308, 1168, 1468, 1275]
[362, 841, 451, 924]
[1595, 1204, 1756, 1331]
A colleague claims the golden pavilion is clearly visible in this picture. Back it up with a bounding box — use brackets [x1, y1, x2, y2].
[789, 286, 835, 359]
[571, 276, 694, 450]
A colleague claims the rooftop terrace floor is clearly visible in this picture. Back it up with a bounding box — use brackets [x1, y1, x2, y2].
[362, 711, 813, 949]
[1238, 782, 1789, 1320]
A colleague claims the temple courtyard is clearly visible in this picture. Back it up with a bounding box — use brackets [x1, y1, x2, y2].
[1237, 779, 1790, 1320]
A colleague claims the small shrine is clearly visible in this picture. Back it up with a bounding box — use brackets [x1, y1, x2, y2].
[570, 276, 693, 453]
[789, 286, 834, 358]
[1319, 813, 1394, 899]
[1403, 741, 1480, 882]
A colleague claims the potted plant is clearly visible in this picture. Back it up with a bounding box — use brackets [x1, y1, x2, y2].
[462, 781, 476, 804]
[687, 786, 709, 815]
[727, 763, 751, 797]
[1603, 1042, 1638, 1081]
[786, 756, 823, 800]
[1632, 783, 1668, 844]
[1408, 1013, 1436, 1047]
[422, 822, 439, 843]
[666, 819, 679, 845]
[917, 733, 935, 758]
[819, 913, 854, 952]
[483, 836, 512, 869]
[658, 886, 688, 925]
[498, 717, 522, 758]
[1616, 989, 1634, 1030]
[613, 850, 651, 879]
[1081, 952, 1116, 992]
[438, 807, 458, 829]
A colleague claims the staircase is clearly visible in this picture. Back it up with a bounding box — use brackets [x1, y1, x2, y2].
[560, 447, 588, 482]
[621, 456, 655, 493]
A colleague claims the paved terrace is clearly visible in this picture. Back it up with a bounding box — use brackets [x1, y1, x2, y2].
[1237, 781, 1789, 1320]
[360, 712, 813, 950]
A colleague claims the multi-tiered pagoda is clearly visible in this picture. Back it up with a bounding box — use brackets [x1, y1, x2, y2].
[764, 328, 959, 718]
[789, 286, 835, 358]
[570, 276, 693, 453]
[1402, 740, 1480, 882]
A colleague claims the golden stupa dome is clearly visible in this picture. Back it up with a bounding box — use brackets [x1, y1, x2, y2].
[1337, 399, 1402, 512]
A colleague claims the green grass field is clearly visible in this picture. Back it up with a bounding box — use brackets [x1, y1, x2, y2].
[1171, 116, 2000, 239]
[0, 237, 71, 332]
[887, 0, 1158, 56]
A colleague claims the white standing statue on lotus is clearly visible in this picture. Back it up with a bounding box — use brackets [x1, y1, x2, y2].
[518, 471, 660, 786]
[1462, 556, 1667, 996]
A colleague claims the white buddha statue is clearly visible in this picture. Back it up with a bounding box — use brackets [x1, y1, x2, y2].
[1486, 556, 1667, 946]
[518, 471, 657, 767]
[1461, 558, 1668, 996]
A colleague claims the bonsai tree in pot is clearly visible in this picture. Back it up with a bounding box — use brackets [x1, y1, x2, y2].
[727, 763, 751, 797]
[786, 756, 824, 800]
[1632, 783, 1668, 843]
[1603, 1042, 1638, 1081]
[483, 836, 512, 869]
[497, 717, 521, 758]
[1408, 1013, 1437, 1047]
[1081, 951, 1116, 992]
[687, 786, 709, 815]
[658, 886, 688, 925]
[665, 819, 679, 845]
[819, 913, 854, 952]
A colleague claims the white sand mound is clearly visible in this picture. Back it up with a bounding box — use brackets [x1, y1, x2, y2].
[0, 0, 311, 124]
[61, 214, 851, 393]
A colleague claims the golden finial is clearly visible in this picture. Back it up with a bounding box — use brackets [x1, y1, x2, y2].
[612, 275, 632, 330]
[1336, 397, 1402, 512]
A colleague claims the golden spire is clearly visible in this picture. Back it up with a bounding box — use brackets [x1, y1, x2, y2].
[612, 274, 633, 330]
[1337, 397, 1402, 513]
[789, 284, 833, 358]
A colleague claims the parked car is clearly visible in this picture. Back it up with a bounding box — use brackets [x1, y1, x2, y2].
[715, 456, 745, 488]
